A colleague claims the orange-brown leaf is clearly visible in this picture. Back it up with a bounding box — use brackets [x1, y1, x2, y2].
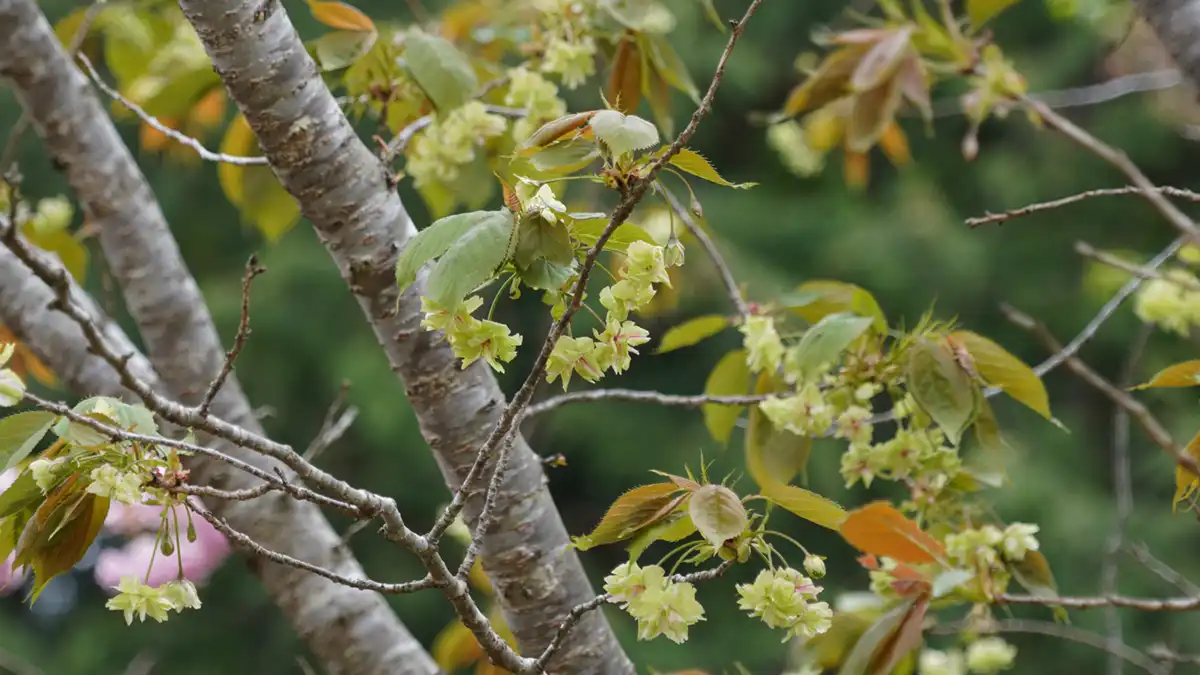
[573, 483, 683, 550]
[844, 151, 870, 189]
[308, 0, 376, 32]
[520, 112, 597, 152]
[879, 122, 910, 166]
[782, 46, 868, 118]
[1174, 428, 1200, 511]
[608, 34, 643, 114]
[839, 501, 945, 564]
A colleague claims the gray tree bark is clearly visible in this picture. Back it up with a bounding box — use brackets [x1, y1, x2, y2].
[0, 3, 438, 673]
[176, 2, 633, 672]
[1134, 0, 1200, 90]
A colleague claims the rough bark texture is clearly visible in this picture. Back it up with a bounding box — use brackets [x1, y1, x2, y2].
[176, 2, 633, 672]
[1134, 0, 1200, 90]
[0, 3, 438, 674]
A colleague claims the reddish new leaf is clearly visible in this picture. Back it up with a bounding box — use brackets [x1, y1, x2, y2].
[839, 502, 945, 564]
[572, 483, 683, 550]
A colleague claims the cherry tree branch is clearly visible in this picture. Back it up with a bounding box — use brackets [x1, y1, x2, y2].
[1001, 303, 1200, 477]
[198, 256, 265, 418]
[526, 389, 770, 418]
[967, 186, 1200, 228]
[663, 187, 751, 318]
[1075, 241, 1200, 290]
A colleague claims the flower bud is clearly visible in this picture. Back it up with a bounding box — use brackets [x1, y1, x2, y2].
[966, 637, 1016, 673]
[803, 554, 826, 579]
[0, 369, 25, 407]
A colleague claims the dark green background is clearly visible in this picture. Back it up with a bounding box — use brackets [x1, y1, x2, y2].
[4, 0, 1200, 672]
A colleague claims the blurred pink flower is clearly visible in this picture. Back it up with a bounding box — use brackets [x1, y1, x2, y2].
[104, 502, 166, 535]
[94, 500, 230, 590]
[0, 469, 25, 596]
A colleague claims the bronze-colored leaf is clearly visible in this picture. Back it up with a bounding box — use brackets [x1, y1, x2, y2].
[839, 501, 946, 564]
[608, 33, 643, 113]
[849, 27, 913, 92]
[572, 483, 683, 550]
[781, 46, 869, 119]
[846, 76, 902, 153]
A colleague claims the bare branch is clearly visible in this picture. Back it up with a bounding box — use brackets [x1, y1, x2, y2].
[1124, 542, 1200, 595]
[75, 54, 269, 166]
[967, 186, 1200, 228]
[198, 256, 266, 418]
[526, 388, 770, 418]
[1001, 303, 1200, 478]
[663, 188, 751, 318]
[1076, 241, 1200, 290]
[190, 504, 440, 595]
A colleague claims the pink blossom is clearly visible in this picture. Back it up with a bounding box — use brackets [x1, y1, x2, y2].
[94, 501, 230, 590]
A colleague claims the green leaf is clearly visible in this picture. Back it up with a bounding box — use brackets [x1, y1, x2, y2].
[528, 140, 601, 175]
[396, 211, 508, 292]
[931, 568, 973, 599]
[139, 67, 223, 119]
[425, 215, 514, 308]
[1133, 360, 1200, 390]
[0, 471, 43, 519]
[0, 411, 56, 471]
[312, 29, 377, 71]
[518, 259, 575, 291]
[762, 482, 847, 530]
[837, 596, 918, 675]
[514, 216, 574, 269]
[788, 280, 887, 332]
[642, 33, 700, 103]
[1008, 549, 1059, 599]
[218, 114, 300, 242]
[22, 225, 88, 284]
[950, 330, 1051, 419]
[626, 512, 697, 562]
[745, 372, 811, 486]
[695, 0, 725, 32]
[905, 337, 979, 446]
[572, 483, 683, 551]
[568, 217, 656, 252]
[402, 29, 479, 112]
[589, 110, 659, 156]
[668, 148, 756, 189]
[967, 0, 1022, 28]
[688, 484, 747, 547]
[656, 315, 730, 354]
[702, 349, 751, 444]
[791, 312, 873, 377]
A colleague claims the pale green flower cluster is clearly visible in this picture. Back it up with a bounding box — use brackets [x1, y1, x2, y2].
[766, 121, 825, 177]
[87, 464, 148, 505]
[603, 562, 705, 643]
[532, 0, 598, 88]
[1133, 269, 1200, 337]
[420, 296, 524, 373]
[406, 102, 508, 188]
[546, 241, 667, 389]
[0, 343, 25, 407]
[759, 382, 835, 436]
[916, 639, 1017, 675]
[735, 567, 833, 640]
[25, 196, 74, 235]
[839, 425, 961, 490]
[505, 67, 567, 143]
[106, 576, 202, 625]
[740, 315, 785, 374]
[29, 457, 66, 493]
[944, 523, 1039, 569]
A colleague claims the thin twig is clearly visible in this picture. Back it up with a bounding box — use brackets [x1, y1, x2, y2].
[198, 256, 265, 418]
[457, 434, 516, 579]
[424, 0, 765, 553]
[1076, 241, 1200, 290]
[932, 69, 1183, 119]
[1124, 542, 1200, 595]
[190, 504, 439, 594]
[967, 186, 1200, 227]
[1027, 99, 1200, 246]
[1001, 303, 1200, 478]
[75, 54, 268, 166]
[526, 389, 770, 418]
[663, 188, 751, 318]
[1103, 323, 1150, 675]
[933, 618, 1166, 675]
[1147, 645, 1200, 666]
[304, 406, 358, 462]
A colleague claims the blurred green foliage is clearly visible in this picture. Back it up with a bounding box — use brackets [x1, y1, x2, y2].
[4, 0, 1200, 673]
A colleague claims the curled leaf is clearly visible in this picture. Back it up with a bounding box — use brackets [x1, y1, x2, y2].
[688, 484, 747, 547]
[1133, 360, 1200, 390]
[589, 110, 660, 156]
[905, 337, 979, 446]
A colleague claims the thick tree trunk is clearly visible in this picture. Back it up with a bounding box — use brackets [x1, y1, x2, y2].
[176, 2, 633, 672]
[1134, 0, 1200, 90]
[0, 3, 438, 673]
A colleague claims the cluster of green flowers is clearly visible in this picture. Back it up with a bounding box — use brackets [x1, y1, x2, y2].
[944, 523, 1040, 569]
[603, 562, 705, 643]
[545, 240, 672, 389]
[735, 567, 833, 641]
[420, 296, 524, 373]
[406, 102, 508, 189]
[504, 67, 567, 143]
[532, 0, 598, 88]
[838, 407, 962, 491]
[766, 120, 825, 178]
[1133, 267, 1200, 337]
[919, 637, 1018, 675]
[105, 576, 201, 625]
[0, 343, 25, 407]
